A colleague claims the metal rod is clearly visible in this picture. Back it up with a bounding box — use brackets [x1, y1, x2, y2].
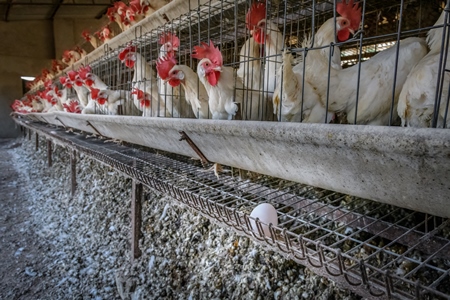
[179, 131, 210, 165]
[47, 139, 52, 167]
[388, 0, 405, 126]
[71, 149, 77, 197]
[35, 132, 39, 151]
[131, 159, 143, 261]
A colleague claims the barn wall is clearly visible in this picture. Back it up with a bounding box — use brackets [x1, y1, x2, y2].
[0, 18, 105, 138]
[0, 20, 54, 138]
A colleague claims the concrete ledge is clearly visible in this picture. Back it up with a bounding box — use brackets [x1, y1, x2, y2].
[15, 112, 450, 218]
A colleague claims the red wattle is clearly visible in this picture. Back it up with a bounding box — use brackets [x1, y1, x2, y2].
[97, 98, 107, 105]
[168, 79, 181, 87]
[207, 71, 220, 86]
[125, 60, 135, 68]
[140, 99, 151, 107]
[337, 29, 350, 42]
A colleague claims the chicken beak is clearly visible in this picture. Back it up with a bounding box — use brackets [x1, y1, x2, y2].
[212, 66, 222, 72]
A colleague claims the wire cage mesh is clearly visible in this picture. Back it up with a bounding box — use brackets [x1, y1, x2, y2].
[24, 0, 448, 127]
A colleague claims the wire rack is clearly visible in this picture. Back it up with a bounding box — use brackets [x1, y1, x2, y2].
[18, 118, 450, 300]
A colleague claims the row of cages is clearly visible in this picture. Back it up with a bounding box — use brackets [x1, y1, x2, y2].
[22, 0, 450, 128]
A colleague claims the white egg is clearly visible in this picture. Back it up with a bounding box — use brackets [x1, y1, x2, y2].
[249, 203, 278, 237]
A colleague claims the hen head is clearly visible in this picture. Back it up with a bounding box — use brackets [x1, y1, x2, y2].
[156, 53, 182, 87]
[90, 88, 107, 105]
[125, 7, 136, 22]
[59, 75, 73, 89]
[78, 66, 94, 87]
[118, 44, 137, 68]
[192, 41, 222, 86]
[246, 2, 267, 45]
[336, 0, 361, 42]
[129, 0, 142, 13]
[52, 60, 64, 73]
[131, 88, 151, 108]
[159, 32, 180, 55]
[107, 7, 117, 22]
[82, 30, 91, 42]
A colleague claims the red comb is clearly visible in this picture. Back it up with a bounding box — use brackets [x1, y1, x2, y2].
[192, 40, 223, 66]
[90, 87, 100, 99]
[77, 66, 91, 80]
[67, 70, 78, 81]
[159, 32, 180, 48]
[336, 0, 361, 31]
[156, 53, 177, 80]
[59, 76, 67, 84]
[63, 99, 81, 113]
[246, 2, 266, 30]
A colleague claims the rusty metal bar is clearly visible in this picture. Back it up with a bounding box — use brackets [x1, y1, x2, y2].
[55, 117, 67, 128]
[47, 139, 52, 167]
[179, 131, 210, 165]
[131, 159, 143, 261]
[71, 149, 77, 197]
[86, 121, 103, 137]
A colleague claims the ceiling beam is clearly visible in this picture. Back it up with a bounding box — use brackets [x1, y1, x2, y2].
[49, 0, 66, 19]
[4, 0, 12, 22]
[0, 2, 112, 6]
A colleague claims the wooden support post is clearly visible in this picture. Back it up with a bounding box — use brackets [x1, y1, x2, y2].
[47, 139, 52, 167]
[71, 149, 77, 197]
[131, 160, 143, 261]
[35, 133, 39, 151]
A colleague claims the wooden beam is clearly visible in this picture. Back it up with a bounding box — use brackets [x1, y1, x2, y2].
[49, 0, 65, 19]
[4, 0, 12, 22]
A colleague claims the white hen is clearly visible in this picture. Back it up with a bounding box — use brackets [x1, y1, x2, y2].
[398, 10, 450, 128]
[156, 54, 209, 119]
[246, 2, 283, 97]
[119, 44, 169, 117]
[192, 41, 267, 120]
[272, 0, 361, 123]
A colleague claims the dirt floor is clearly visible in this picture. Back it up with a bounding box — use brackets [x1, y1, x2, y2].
[0, 138, 55, 299]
